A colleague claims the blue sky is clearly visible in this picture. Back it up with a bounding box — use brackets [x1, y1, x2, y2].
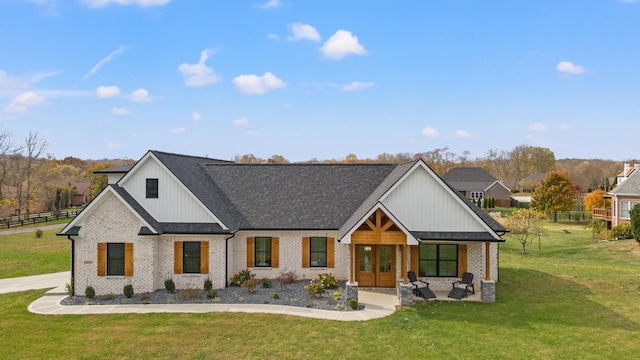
[1, 0, 639, 162]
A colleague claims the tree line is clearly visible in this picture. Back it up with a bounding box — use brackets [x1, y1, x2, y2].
[235, 145, 636, 194]
[2, 133, 634, 218]
[0, 129, 134, 218]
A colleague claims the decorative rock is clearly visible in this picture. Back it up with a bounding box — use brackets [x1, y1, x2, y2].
[346, 282, 358, 303]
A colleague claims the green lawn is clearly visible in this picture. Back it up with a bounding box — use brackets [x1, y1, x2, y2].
[0, 227, 70, 279]
[1, 222, 639, 359]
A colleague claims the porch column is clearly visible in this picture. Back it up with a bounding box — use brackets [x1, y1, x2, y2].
[349, 243, 355, 283]
[401, 244, 408, 284]
[485, 242, 490, 281]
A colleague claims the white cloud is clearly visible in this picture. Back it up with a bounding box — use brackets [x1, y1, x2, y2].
[170, 127, 186, 134]
[247, 130, 263, 137]
[267, 33, 280, 40]
[421, 127, 439, 138]
[288, 23, 321, 42]
[232, 72, 286, 95]
[257, 0, 280, 9]
[3, 91, 47, 114]
[96, 85, 120, 98]
[340, 81, 375, 92]
[320, 30, 367, 60]
[130, 88, 152, 102]
[0, 70, 30, 89]
[83, 45, 125, 79]
[191, 111, 201, 121]
[24, 0, 58, 15]
[232, 117, 249, 127]
[556, 61, 586, 75]
[558, 123, 570, 130]
[81, 0, 170, 8]
[529, 122, 548, 131]
[111, 107, 130, 115]
[177, 50, 220, 87]
[0, 70, 61, 89]
[454, 130, 475, 138]
[106, 142, 122, 149]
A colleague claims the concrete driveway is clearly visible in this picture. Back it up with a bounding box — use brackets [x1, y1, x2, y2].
[0, 271, 70, 294]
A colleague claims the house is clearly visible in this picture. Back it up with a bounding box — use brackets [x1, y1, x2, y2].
[68, 180, 93, 206]
[593, 164, 640, 229]
[517, 173, 546, 193]
[59, 151, 507, 304]
[441, 168, 512, 207]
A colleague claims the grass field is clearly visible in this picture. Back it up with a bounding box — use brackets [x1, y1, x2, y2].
[0, 227, 69, 279]
[1, 222, 639, 359]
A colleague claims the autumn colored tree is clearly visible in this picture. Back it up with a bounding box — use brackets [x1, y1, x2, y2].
[504, 209, 547, 254]
[584, 189, 609, 214]
[85, 162, 118, 198]
[530, 171, 576, 221]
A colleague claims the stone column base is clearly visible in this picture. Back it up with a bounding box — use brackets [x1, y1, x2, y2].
[397, 281, 414, 306]
[346, 282, 358, 303]
[481, 280, 496, 302]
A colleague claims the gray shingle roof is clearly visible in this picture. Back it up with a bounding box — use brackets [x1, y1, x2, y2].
[442, 167, 497, 191]
[610, 169, 640, 196]
[201, 162, 398, 230]
[93, 151, 506, 237]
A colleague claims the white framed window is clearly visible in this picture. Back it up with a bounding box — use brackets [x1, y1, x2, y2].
[620, 201, 638, 219]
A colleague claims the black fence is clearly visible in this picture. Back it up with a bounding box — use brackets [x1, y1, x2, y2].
[547, 211, 591, 223]
[0, 210, 80, 229]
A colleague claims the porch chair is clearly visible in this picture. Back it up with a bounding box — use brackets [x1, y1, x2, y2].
[451, 272, 475, 296]
[408, 271, 436, 299]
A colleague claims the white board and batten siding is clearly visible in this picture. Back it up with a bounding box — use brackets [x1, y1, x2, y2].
[381, 165, 486, 232]
[119, 156, 217, 224]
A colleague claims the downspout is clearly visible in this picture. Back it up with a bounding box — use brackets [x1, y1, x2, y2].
[224, 232, 236, 288]
[66, 236, 75, 295]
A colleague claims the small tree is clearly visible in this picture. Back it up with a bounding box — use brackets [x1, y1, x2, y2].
[531, 171, 576, 222]
[584, 189, 608, 214]
[630, 203, 640, 243]
[504, 209, 547, 254]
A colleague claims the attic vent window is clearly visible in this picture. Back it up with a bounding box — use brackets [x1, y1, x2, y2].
[146, 178, 158, 198]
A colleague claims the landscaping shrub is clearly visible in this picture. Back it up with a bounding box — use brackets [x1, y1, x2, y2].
[273, 293, 279, 299]
[612, 223, 634, 240]
[204, 279, 213, 291]
[261, 278, 272, 288]
[35, 229, 43, 238]
[84, 285, 95, 299]
[164, 279, 175, 293]
[206, 289, 218, 299]
[316, 273, 338, 289]
[123, 284, 134, 298]
[179, 288, 199, 300]
[304, 281, 324, 299]
[349, 299, 358, 310]
[242, 278, 259, 293]
[277, 270, 296, 284]
[65, 280, 74, 297]
[230, 269, 253, 286]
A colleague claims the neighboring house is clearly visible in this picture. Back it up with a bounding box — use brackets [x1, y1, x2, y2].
[593, 164, 640, 229]
[68, 180, 93, 206]
[441, 168, 511, 207]
[59, 151, 507, 303]
[517, 173, 546, 193]
[616, 163, 638, 186]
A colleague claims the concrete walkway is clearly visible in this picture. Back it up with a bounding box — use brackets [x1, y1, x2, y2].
[0, 271, 70, 294]
[0, 272, 398, 321]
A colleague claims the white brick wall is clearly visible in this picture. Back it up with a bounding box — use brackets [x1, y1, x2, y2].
[231, 231, 348, 281]
[74, 192, 154, 296]
[156, 235, 227, 290]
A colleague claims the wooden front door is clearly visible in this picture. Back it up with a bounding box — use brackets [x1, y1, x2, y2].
[356, 245, 396, 287]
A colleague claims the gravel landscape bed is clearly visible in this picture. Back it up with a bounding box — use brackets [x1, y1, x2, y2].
[61, 280, 363, 311]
